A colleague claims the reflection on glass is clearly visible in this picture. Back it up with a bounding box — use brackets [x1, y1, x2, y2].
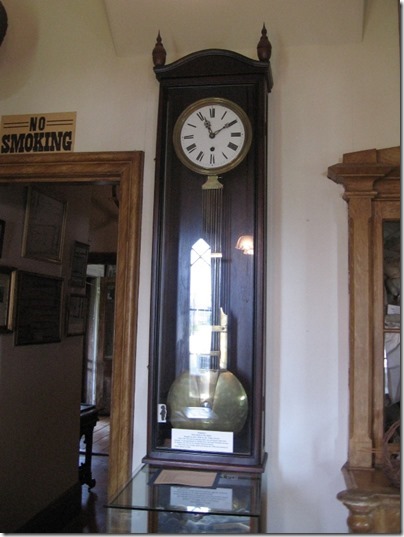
[189, 238, 212, 359]
[384, 334, 401, 404]
[167, 175, 248, 435]
[383, 222, 400, 325]
[156, 511, 254, 533]
[167, 236, 248, 433]
[384, 333, 401, 432]
[383, 222, 400, 433]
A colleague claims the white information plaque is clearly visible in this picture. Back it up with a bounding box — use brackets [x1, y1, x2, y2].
[170, 486, 233, 511]
[171, 428, 233, 453]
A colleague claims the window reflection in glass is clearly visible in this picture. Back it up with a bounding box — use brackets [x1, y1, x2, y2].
[189, 238, 212, 370]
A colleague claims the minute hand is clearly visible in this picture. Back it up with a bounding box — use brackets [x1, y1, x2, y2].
[212, 119, 238, 136]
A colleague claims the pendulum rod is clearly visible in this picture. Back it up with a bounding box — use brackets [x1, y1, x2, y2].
[202, 175, 225, 371]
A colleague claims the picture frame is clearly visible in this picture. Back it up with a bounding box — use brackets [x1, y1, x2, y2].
[21, 187, 67, 263]
[14, 271, 63, 345]
[0, 266, 16, 332]
[0, 219, 5, 258]
[66, 294, 88, 336]
[70, 241, 90, 288]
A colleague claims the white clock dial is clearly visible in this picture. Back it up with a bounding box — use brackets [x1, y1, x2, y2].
[173, 98, 252, 175]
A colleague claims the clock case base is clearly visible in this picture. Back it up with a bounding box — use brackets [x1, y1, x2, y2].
[144, 47, 272, 473]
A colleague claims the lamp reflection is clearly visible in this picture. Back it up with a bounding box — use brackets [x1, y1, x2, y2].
[235, 235, 254, 255]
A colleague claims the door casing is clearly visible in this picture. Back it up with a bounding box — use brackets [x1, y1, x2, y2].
[0, 151, 144, 499]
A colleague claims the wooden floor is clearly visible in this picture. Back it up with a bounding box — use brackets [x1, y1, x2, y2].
[64, 415, 110, 533]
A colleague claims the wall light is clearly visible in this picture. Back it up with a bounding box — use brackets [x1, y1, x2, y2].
[235, 235, 254, 255]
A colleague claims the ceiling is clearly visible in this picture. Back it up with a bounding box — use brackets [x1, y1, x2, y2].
[103, 0, 365, 59]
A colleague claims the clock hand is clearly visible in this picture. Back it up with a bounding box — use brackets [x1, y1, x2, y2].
[203, 117, 226, 140]
[203, 118, 214, 136]
[212, 121, 234, 136]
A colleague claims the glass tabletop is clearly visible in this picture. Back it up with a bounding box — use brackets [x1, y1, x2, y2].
[108, 464, 262, 517]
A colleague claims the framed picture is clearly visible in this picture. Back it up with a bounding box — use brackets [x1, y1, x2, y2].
[66, 294, 88, 336]
[0, 266, 16, 332]
[70, 241, 89, 288]
[22, 187, 67, 263]
[14, 271, 63, 345]
[0, 219, 5, 258]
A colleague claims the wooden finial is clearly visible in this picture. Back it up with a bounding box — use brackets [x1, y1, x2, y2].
[152, 31, 166, 67]
[257, 23, 272, 62]
[0, 1, 8, 47]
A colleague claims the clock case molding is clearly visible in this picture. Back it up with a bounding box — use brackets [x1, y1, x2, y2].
[144, 34, 273, 472]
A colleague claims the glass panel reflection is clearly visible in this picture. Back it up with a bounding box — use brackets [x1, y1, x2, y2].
[189, 238, 212, 359]
[109, 464, 262, 517]
[166, 177, 248, 436]
[384, 332, 401, 402]
[383, 221, 400, 434]
[383, 222, 400, 326]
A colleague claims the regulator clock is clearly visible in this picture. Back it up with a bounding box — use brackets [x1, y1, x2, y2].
[144, 27, 273, 472]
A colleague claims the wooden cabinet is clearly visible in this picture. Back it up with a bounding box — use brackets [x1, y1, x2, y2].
[327, 147, 400, 533]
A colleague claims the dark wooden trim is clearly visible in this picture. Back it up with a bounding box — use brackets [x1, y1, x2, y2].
[154, 48, 273, 91]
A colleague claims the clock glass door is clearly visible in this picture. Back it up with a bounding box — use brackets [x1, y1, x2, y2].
[145, 75, 268, 471]
[151, 162, 257, 464]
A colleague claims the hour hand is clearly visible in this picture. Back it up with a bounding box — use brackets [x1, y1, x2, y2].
[203, 118, 213, 134]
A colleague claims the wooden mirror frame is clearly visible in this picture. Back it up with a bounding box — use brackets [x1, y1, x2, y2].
[0, 151, 144, 499]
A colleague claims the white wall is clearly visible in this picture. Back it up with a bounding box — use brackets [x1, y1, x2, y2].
[264, 1, 399, 531]
[0, 0, 399, 532]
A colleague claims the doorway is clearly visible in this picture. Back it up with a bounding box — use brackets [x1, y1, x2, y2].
[0, 151, 144, 500]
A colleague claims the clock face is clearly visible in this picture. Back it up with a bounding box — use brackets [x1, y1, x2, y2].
[173, 97, 252, 175]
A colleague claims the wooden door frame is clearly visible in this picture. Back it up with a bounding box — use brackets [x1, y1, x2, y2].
[0, 151, 144, 499]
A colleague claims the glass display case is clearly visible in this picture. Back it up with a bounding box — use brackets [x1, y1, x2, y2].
[107, 464, 263, 534]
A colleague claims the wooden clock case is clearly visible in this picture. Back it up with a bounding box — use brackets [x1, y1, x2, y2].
[143, 31, 273, 472]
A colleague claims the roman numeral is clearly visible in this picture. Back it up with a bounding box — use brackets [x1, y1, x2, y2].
[186, 143, 197, 153]
[228, 142, 238, 151]
[221, 111, 228, 120]
[231, 132, 242, 137]
[209, 107, 215, 118]
[196, 151, 204, 162]
[210, 154, 215, 165]
[227, 119, 237, 127]
[183, 134, 194, 139]
[186, 122, 197, 128]
[197, 112, 204, 121]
